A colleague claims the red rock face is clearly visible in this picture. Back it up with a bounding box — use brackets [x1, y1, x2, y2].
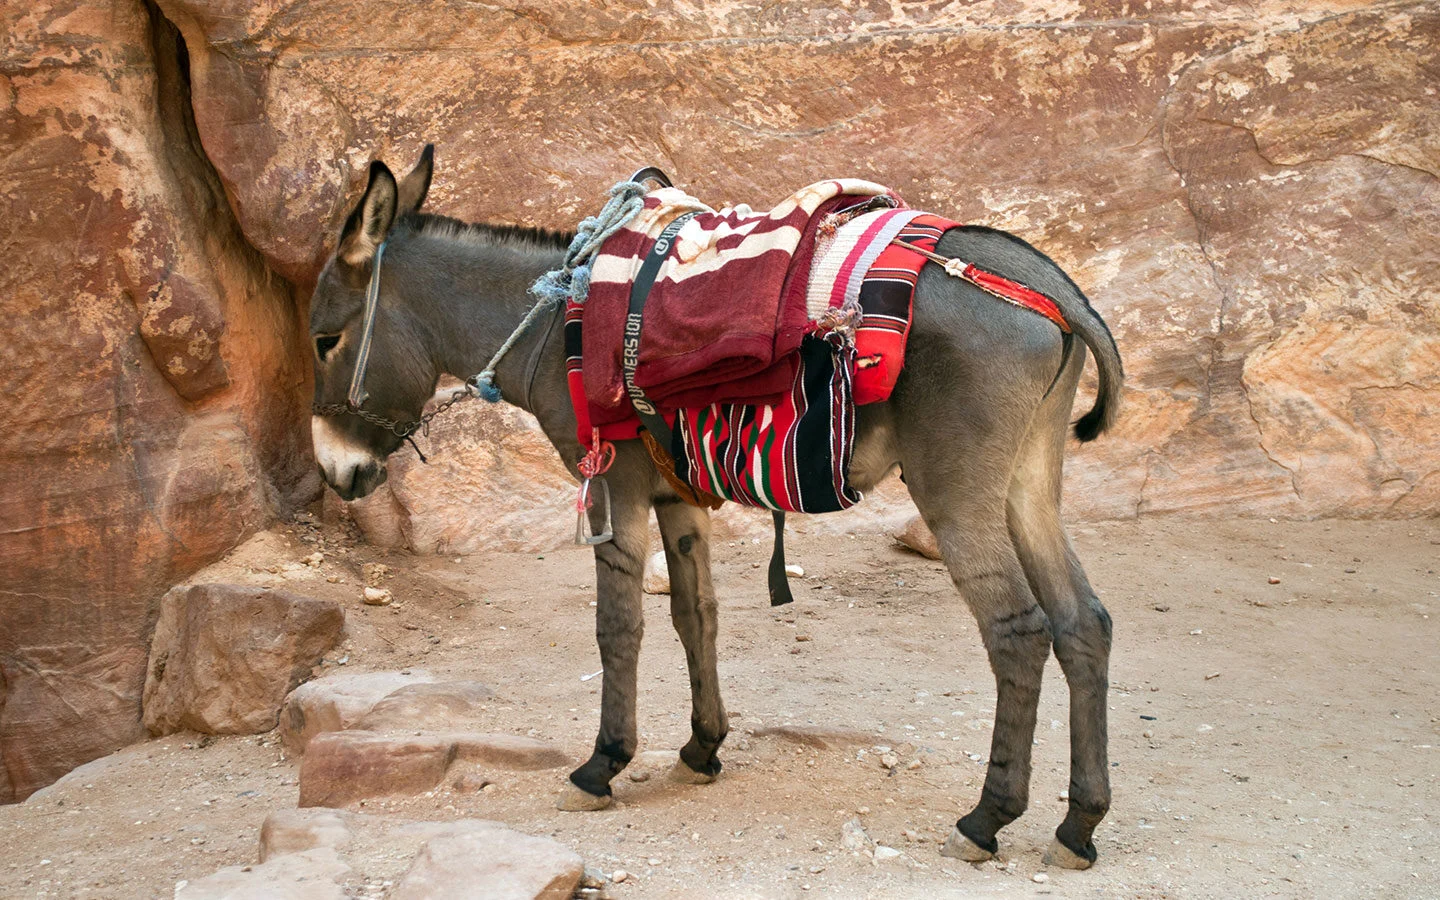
[156, 0, 1437, 519]
[0, 1, 315, 802]
[2, 0, 1435, 800]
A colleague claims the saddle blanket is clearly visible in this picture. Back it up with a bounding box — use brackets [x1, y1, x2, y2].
[565, 191, 959, 512]
[581, 179, 897, 424]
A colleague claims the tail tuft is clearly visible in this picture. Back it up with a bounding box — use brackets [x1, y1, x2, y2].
[1072, 405, 1109, 442]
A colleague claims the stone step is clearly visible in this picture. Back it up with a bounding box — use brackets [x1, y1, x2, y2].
[298, 731, 570, 808]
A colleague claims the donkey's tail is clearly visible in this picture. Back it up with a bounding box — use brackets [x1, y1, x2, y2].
[1056, 285, 1123, 442]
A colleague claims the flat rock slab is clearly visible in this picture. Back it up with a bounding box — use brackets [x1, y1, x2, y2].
[299, 732, 456, 807]
[260, 809, 357, 863]
[451, 733, 571, 770]
[751, 725, 879, 751]
[355, 680, 496, 732]
[178, 847, 350, 900]
[299, 731, 570, 807]
[144, 584, 345, 736]
[256, 810, 584, 900]
[392, 828, 583, 900]
[280, 670, 436, 753]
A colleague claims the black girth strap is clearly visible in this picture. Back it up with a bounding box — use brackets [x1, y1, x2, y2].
[622, 212, 794, 607]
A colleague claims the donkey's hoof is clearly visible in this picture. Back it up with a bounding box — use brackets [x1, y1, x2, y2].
[939, 827, 993, 863]
[668, 759, 718, 785]
[556, 783, 612, 812]
[1042, 837, 1094, 870]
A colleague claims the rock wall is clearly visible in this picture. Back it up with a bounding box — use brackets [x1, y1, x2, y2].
[2, 0, 1435, 799]
[0, 1, 315, 801]
[157, 0, 1438, 522]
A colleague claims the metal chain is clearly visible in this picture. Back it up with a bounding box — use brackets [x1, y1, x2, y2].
[312, 379, 480, 439]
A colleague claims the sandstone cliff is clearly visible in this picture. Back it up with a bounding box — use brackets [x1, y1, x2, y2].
[2, 0, 1435, 801]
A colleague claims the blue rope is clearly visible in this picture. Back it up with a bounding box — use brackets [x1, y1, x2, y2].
[475, 179, 648, 402]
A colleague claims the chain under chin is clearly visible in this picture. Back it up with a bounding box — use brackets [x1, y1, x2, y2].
[311, 384, 479, 440]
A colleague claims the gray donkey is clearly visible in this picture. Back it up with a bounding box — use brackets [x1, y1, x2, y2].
[310, 147, 1124, 869]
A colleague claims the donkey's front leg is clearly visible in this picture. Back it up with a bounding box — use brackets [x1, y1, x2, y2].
[654, 496, 727, 783]
[559, 444, 655, 811]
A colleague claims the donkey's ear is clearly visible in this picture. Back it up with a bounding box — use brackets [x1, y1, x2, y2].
[339, 161, 398, 266]
[396, 144, 434, 214]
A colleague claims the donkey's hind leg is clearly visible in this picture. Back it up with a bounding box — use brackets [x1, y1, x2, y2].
[560, 444, 655, 811]
[1006, 365, 1113, 868]
[654, 496, 728, 783]
[899, 428, 1053, 863]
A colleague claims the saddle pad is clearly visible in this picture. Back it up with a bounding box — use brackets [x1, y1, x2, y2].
[581, 179, 895, 422]
[844, 213, 959, 404]
[669, 333, 860, 513]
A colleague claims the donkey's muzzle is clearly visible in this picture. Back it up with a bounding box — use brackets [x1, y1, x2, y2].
[322, 459, 388, 502]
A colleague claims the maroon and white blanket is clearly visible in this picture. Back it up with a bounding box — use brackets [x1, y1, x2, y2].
[581, 179, 897, 423]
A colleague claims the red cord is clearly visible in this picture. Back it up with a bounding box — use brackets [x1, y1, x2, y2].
[577, 428, 615, 511]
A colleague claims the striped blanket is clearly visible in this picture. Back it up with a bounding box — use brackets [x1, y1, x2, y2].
[562, 178, 1069, 514]
[581, 179, 897, 424]
[663, 213, 959, 512]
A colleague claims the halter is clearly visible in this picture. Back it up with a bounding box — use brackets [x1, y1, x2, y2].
[311, 240, 482, 445]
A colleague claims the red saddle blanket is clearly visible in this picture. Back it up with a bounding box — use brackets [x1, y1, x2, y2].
[581, 179, 897, 424]
[564, 210, 961, 446]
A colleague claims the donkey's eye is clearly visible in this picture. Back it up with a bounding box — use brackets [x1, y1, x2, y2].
[315, 333, 341, 361]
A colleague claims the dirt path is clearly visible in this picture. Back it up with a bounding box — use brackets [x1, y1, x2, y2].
[3, 517, 1437, 899]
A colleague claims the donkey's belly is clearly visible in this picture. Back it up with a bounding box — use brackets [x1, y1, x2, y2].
[848, 404, 901, 496]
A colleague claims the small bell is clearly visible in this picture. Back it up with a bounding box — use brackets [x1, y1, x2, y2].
[575, 476, 614, 545]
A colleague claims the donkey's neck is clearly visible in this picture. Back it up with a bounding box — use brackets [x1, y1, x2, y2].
[390, 228, 573, 432]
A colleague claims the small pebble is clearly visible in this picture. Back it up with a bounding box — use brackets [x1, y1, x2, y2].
[612, 870, 629, 883]
[1033, 872, 1049, 883]
[1205, 672, 1221, 680]
[840, 817, 872, 851]
[879, 752, 899, 770]
[874, 846, 902, 861]
[795, 634, 812, 643]
[363, 587, 392, 606]
[785, 564, 805, 577]
[1267, 577, 1281, 585]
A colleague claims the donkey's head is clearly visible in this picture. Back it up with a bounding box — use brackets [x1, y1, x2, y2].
[310, 146, 438, 500]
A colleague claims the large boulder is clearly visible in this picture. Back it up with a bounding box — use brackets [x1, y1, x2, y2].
[142, 585, 344, 735]
[326, 397, 578, 554]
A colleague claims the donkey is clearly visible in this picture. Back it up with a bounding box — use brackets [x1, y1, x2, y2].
[309, 147, 1124, 869]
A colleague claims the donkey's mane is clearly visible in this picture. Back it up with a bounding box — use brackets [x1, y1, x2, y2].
[402, 212, 575, 253]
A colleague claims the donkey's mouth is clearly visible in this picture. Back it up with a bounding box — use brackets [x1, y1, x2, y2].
[325, 460, 388, 502]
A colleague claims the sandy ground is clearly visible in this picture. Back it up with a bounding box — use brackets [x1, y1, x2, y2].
[2, 515, 1437, 899]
